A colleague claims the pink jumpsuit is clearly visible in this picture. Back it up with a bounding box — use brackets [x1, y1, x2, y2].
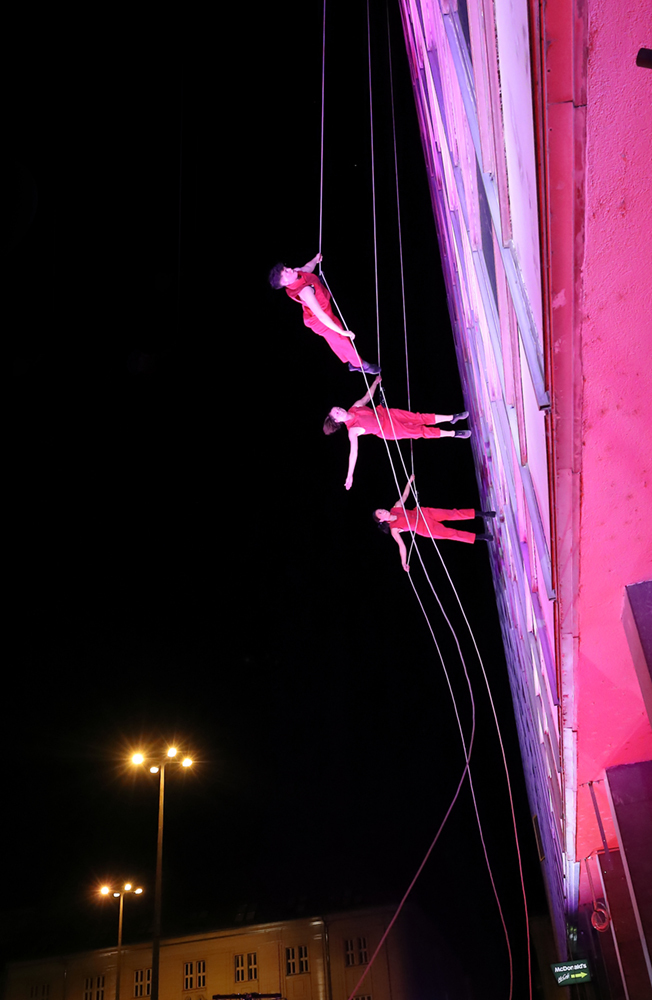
[390, 506, 476, 544]
[285, 272, 360, 366]
[348, 406, 444, 439]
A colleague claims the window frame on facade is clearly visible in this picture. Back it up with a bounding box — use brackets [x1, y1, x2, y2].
[183, 962, 205, 992]
[134, 970, 151, 998]
[234, 955, 245, 984]
[286, 945, 308, 975]
[246, 954, 257, 981]
[183, 963, 194, 992]
[344, 938, 368, 967]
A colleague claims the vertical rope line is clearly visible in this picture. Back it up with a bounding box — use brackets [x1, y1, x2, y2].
[386, 5, 414, 478]
[318, 0, 327, 270]
[367, 0, 381, 365]
[345, 537, 476, 1000]
[428, 541, 531, 999]
[360, 402, 516, 998]
[319, 5, 523, 986]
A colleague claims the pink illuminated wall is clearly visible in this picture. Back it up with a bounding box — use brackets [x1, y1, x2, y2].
[400, 0, 652, 979]
[571, 0, 652, 857]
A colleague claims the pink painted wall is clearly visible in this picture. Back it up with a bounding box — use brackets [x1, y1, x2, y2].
[575, 0, 652, 867]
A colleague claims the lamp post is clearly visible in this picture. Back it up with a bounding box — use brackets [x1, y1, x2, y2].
[100, 883, 144, 1000]
[131, 747, 193, 1000]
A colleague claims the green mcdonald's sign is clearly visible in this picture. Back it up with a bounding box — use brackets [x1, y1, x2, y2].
[550, 959, 592, 986]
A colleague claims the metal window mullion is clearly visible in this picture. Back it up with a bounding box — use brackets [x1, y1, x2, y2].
[440, 5, 549, 409]
[520, 464, 554, 599]
[471, 246, 507, 399]
[431, 29, 554, 597]
[492, 386, 554, 601]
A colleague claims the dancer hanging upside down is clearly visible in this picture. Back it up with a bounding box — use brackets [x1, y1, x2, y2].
[268, 253, 381, 374]
[373, 476, 496, 572]
[323, 376, 471, 490]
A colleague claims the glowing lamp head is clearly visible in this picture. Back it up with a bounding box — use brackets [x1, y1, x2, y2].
[113, 892, 120, 898]
[135, 888, 143, 894]
[150, 766, 159, 774]
[182, 757, 192, 767]
[100, 886, 110, 895]
[167, 747, 178, 758]
[132, 754, 144, 765]
[124, 883, 132, 891]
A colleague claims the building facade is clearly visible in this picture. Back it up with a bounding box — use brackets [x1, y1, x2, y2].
[398, 0, 652, 995]
[4, 908, 453, 1000]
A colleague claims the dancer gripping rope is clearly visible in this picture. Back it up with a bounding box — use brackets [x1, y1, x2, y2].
[373, 476, 496, 571]
[323, 376, 471, 490]
[269, 254, 381, 374]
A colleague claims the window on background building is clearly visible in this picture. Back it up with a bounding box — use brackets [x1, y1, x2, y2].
[183, 964, 194, 991]
[95, 977, 105, 1000]
[30, 988, 50, 1000]
[182, 962, 205, 991]
[134, 971, 151, 998]
[286, 946, 308, 975]
[354, 995, 372, 1000]
[84, 978, 93, 1000]
[247, 954, 257, 981]
[235, 956, 245, 983]
[344, 939, 369, 966]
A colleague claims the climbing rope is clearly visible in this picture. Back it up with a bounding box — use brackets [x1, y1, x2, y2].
[316, 2, 531, 996]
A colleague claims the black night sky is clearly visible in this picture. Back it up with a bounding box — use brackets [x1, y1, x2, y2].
[4, 5, 548, 998]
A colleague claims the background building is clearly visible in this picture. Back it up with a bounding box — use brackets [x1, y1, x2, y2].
[398, 0, 652, 995]
[3, 908, 465, 1000]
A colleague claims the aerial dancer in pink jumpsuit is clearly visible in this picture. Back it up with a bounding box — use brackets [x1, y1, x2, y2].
[268, 254, 380, 374]
[323, 376, 472, 490]
[373, 476, 496, 571]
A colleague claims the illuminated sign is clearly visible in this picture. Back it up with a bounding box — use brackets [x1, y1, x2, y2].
[550, 960, 592, 986]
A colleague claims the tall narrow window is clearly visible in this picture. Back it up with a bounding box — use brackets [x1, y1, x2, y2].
[286, 947, 296, 976]
[298, 946, 309, 974]
[135, 971, 151, 998]
[358, 938, 368, 965]
[234, 956, 245, 983]
[84, 978, 93, 1000]
[183, 964, 194, 991]
[196, 962, 206, 990]
[247, 954, 257, 981]
[344, 940, 355, 967]
[95, 977, 105, 1000]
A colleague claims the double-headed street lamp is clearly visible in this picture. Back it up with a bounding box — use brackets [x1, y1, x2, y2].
[100, 883, 144, 1000]
[131, 746, 193, 1000]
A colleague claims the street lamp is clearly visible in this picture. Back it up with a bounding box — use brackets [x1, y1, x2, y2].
[131, 746, 193, 1000]
[100, 883, 144, 1000]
